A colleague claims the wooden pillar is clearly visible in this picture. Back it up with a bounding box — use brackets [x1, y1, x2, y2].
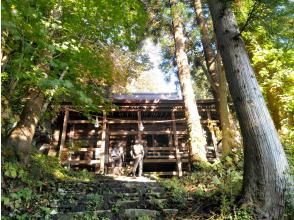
[137, 111, 142, 143]
[168, 128, 173, 147]
[104, 126, 110, 173]
[68, 124, 75, 169]
[100, 112, 107, 174]
[69, 124, 75, 148]
[172, 110, 182, 177]
[59, 108, 69, 161]
[94, 128, 100, 173]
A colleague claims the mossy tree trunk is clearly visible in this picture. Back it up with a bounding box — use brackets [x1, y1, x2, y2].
[4, 3, 63, 164]
[208, 0, 291, 218]
[194, 0, 239, 156]
[170, 0, 207, 162]
[5, 89, 45, 164]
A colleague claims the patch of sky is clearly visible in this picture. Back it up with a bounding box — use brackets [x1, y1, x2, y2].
[128, 38, 179, 93]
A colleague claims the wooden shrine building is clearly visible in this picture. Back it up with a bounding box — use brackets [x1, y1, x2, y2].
[56, 93, 219, 176]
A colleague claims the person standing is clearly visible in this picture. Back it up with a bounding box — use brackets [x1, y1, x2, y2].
[130, 140, 144, 177]
[111, 142, 124, 176]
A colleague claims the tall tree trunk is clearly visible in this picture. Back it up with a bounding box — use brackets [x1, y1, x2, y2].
[5, 49, 50, 164]
[193, 0, 238, 156]
[170, 0, 207, 162]
[215, 52, 240, 155]
[208, 0, 291, 218]
[194, 0, 219, 89]
[5, 89, 45, 164]
[217, 55, 232, 156]
[4, 3, 63, 164]
[6, 65, 67, 163]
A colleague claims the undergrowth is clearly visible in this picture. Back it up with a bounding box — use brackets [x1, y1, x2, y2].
[161, 150, 253, 219]
[281, 125, 294, 175]
[281, 128, 294, 217]
[1, 152, 95, 219]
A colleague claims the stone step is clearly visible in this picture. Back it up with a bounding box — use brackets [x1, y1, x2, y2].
[55, 197, 168, 211]
[56, 178, 160, 185]
[51, 189, 169, 212]
[52, 208, 179, 220]
[162, 208, 178, 217]
[56, 180, 159, 188]
[55, 190, 166, 199]
[115, 198, 168, 209]
[53, 209, 160, 220]
[56, 182, 162, 190]
[56, 185, 166, 195]
[52, 210, 112, 220]
[123, 209, 161, 219]
[52, 176, 174, 218]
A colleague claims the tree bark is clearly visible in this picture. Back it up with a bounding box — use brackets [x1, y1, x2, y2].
[208, 0, 291, 218]
[170, 0, 207, 162]
[5, 89, 45, 164]
[217, 57, 231, 156]
[193, 0, 238, 156]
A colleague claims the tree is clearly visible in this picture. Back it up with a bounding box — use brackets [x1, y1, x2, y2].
[170, 0, 207, 162]
[234, 0, 294, 133]
[3, 0, 61, 163]
[208, 0, 291, 218]
[2, 0, 148, 163]
[193, 0, 239, 156]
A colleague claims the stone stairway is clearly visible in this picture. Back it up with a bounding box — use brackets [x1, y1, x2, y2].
[51, 175, 178, 220]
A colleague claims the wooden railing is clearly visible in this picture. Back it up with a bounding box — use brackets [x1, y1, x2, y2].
[61, 148, 101, 166]
[144, 146, 189, 163]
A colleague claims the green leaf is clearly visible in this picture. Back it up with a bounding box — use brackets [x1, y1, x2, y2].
[212, 175, 222, 185]
[2, 197, 10, 206]
[10, 170, 17, 178]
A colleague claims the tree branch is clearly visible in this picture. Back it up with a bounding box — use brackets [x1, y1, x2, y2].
[239, 0, 261, 35]
[41, 67, 68, 115]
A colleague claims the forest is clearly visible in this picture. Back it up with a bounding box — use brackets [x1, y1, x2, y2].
[1, 0, 293, 219]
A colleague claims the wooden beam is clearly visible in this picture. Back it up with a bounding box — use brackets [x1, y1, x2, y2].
[114, 107, 217, 111]
[112, 109, 217, 112]
[146, 171, 187, 176]
[146, 147, 176, 151]
[108, 130, 187, 135]
[107, 120, 138, 124]
[100, 112, 107, 174]
[68, 120, 90, 124]
[62, 159, 100, 165]
[143, 158, 189, 163]
[68, 119, 219, 124]
[146, 155, 176, 159]
[62, 147, 100, 152]
[104, 125, 110, 172]
[59, 109, 69, 160]
[107, 119, 186, 124]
